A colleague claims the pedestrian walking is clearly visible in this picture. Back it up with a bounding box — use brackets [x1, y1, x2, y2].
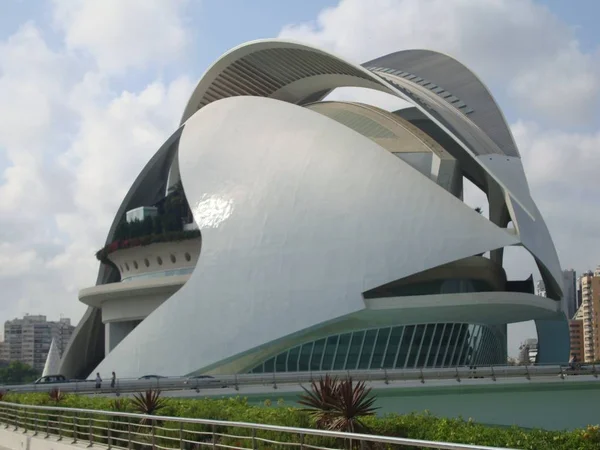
[111, 371, 116, 389]
[95, 372, 102, 390]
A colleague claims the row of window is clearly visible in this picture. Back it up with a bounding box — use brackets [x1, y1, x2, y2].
[249, 323, 503, 373]
[119, 252, 193, 274]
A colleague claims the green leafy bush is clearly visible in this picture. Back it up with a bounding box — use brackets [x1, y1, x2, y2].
[1, 393, 599, 449]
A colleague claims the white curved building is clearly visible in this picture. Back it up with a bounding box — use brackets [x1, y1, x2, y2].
[58, 40, 569, 379]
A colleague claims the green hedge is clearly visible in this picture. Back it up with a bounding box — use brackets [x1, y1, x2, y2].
[3, 393, 600, 450]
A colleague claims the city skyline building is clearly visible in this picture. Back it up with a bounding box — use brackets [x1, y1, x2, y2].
[2, 315, 75, 372]
[56, 40, 569, 379]
[569, 319, 584, 362]
[562, 269, 577, 319]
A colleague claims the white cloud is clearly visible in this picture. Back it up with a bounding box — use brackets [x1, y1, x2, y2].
[280, 0, 600, 352]
[51, 0, 192, 73]
[0, 2, 194, 323]
[280, 0, 600, 124]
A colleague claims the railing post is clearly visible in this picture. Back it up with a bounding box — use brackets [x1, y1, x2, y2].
[45, 412, 50, 438]
[57, 413, 62, 441]
[33, 410, 38, 436]
[179, 421, 184, 450]
[152, 419, 156, 450]
[23, 408, 29, 434]
[251, 428, 256, 450]
[13, 408, 19, 431]
[88, 415, 93, 447]
[491, 366, 496, 382]
[212, 424, 216, 449]
[383, 368, 389, 385]
[127, 418, 132, 450]
[72, 414, 78, 444]
[107, 419, 112, 450]
[299, 432, 304, 450]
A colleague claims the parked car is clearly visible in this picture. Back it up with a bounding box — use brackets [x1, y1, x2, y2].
[34, 374, 68, 384]
[185, 375, 227, 388]
[138, 375, 167, 380]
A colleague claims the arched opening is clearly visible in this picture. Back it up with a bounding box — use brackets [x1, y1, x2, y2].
[324, 86, 412, 112]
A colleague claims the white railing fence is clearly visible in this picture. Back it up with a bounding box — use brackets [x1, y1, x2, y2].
[1, 364, 597, 397]
[0, 401, 516, 450]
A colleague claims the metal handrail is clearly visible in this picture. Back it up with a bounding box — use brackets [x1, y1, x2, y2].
[0, 401, 518, 450]
[1, 364, 596, 396]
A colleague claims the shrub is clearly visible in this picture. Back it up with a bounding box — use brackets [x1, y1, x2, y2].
[2, 393, 599, 449]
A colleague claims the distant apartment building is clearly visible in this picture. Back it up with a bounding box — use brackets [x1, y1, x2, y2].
[535, 280, 546, 298]
[518, 338, 538, 364]
[562, 269, 577, 319]
[592, 268, 600, 362]
[569, 319, 584, 362]
[2, 315, 75, 372]
[577, 268, 600, 362]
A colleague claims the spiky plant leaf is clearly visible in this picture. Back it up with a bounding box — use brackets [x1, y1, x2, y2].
[131, 389, 165, 425]
[327, 378, 378, 433]
[298, 375, 340, 428]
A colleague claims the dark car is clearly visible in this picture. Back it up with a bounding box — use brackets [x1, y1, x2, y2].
[185, 375, 227, 388]
[34, 374, 67, 384]
[138, 375, 167, 380]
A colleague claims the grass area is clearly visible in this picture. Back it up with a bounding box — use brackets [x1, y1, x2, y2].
[2, 392, 599, 450]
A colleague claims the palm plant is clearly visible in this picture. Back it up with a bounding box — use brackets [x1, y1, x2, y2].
[298, 376, 378, 433]
[131, 389, 165, 425]
[328, 378, 378, 434]
[48, 388, 65, 404]
[298, 375, 340, 428]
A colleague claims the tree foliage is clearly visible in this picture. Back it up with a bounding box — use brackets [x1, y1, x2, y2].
[0, 361, 39, 384]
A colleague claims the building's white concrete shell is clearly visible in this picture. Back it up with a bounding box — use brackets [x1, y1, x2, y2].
[58, 40, 569, 379]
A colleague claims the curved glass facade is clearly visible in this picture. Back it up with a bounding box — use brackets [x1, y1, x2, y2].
[248, 323, 504, 373]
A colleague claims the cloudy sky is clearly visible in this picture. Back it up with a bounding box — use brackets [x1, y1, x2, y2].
[0, 0, 599, 356]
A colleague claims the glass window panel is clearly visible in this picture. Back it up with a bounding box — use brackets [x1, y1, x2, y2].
[431, 324, 447, 367]
[417, 325, 431, 367]
[358, 329, 378, 369]
[396, 326, 414, 369]
[298, 343, 313, 371]
[383, 326, 404, 368]
[321, 335, 339, 371]
[452, 324, 469, 366]
[287, 346, 301, 372]
[333, 334, 351, 370]
[405, 325, 422, 368]
[370, 327, 390, 369]
[345, 331, 365, 370]
[275, 353, 287, 372]
[264, 357, 275, 373]
[311, 339, 326, 371]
